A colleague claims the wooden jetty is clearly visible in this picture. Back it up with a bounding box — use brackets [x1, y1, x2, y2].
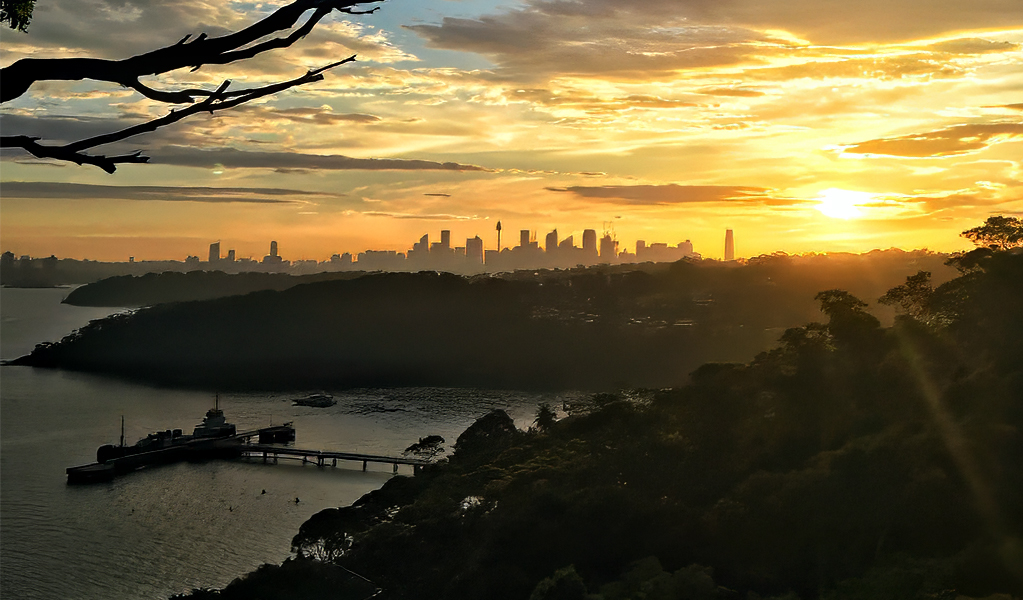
[240, 443, 431, 474]
[67, 422, 431, 482]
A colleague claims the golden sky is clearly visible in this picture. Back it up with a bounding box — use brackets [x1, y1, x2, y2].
[2, 0, 1022, 261]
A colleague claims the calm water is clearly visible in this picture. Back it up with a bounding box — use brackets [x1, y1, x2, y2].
[0, 287, 578, 599]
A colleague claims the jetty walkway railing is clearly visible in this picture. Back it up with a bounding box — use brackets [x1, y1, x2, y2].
[240, 443, 431, 474]
[68, 423, 432, 483]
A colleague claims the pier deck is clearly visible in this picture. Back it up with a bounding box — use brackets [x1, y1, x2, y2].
[240, 443, 431, 473]
[67, 423, 430, 482]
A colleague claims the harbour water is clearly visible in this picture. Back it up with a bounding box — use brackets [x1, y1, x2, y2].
[0, 287, 578, 599]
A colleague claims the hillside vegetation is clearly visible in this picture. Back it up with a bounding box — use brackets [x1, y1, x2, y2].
[16, 250, 953, 391]
[175, 245, 1023, 598]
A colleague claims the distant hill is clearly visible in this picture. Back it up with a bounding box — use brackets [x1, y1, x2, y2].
[15, 251, 955, 390]
[62, 270, 368, 307]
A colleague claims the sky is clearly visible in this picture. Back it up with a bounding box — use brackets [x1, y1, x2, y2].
[1, 0, 1022, 261]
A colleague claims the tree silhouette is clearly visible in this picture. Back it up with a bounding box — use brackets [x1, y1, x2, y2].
[0, 0, 33, 31]
[878, 270, 934, 322]
[961, 215, 1023, 250]
[532, 403, 558, 433]
[0, 0, 380, 172]
[404, 435, 446, 460]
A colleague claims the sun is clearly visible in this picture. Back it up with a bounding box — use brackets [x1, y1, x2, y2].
[815, 188, 872, 219]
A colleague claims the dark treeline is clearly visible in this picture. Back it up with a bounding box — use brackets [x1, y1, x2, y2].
[177, 246, 1023, 600]
[0, 254, 198, 288]
[62, 270, 367, 307]
[61, 249, 949, 310]
[14, 250, 953, 390]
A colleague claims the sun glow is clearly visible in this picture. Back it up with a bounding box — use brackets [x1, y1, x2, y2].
[815, 188, 873, 219]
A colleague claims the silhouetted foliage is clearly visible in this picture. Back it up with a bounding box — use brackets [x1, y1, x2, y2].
[532, 403, 558, 433]
[453, 409, 520, 459]
[404, 435, 446, 460]
[878, 271, 934, 323]
[184, 243, 1023, 600]
[170, 556, 377, 600]
[529, 565, 589, 600]
[16, 251, 961, 391]
[62, 270, 365, 307]
[0, 0, 33, 32]
[960, 215, 1023, 250]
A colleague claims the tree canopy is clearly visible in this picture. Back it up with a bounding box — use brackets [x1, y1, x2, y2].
[0, 0, 33, 32]
[961, 215, 1023, 250]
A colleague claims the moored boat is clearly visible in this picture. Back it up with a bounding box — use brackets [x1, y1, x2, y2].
[66, 462, 115, 484]
[292, 392, 335, 408]
[96, 395, 237, 463]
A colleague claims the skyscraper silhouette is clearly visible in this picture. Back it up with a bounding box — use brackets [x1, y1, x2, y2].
[545, 230, 558, 253]
[582, 229, 597, 257]
[724, 229, 734, 261]
[466, 236, 484, 264]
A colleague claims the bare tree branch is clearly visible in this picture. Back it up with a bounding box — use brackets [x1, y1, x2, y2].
[1, 0, 379, 172]
[1, 58, 355, 173]
[0, 0, 381, 103]
[1, 136, 150, 174]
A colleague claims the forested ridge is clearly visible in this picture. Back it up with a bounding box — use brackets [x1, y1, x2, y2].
[176, 241, 1022, 599]
[15, 249, 953, 391]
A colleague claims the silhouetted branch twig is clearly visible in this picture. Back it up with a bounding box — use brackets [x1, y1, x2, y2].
[0, 0, 380, 103]
[1, 57, 355, 172]
[0, 136, 149, 174]
[0, 0, 378, 172]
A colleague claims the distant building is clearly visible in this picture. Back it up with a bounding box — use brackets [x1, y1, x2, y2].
[466, 236, 484, 264]
[208, 241, 220, 263]
[262, 241, 283, 265]
[409, 234, 429, 262]
[559, 235, 574, 251]
[634, 239, 699, 263]
[582, 229, 597, 258]
[519, 229, 530, 250]
[599, 234, 618, 263]
[358, 250, 405, 270]
[545, 230, 558, 254]
[226, 249, 236, 262]
[725, 229, 735, 261]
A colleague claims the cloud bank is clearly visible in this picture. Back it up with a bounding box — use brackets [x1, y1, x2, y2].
[0, 182, 328, 203]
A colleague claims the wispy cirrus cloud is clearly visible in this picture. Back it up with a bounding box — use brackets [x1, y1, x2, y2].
[546, 184, 789, 206]
[358, 210, 479, 221]
[151, 146, 490, 172]
[0, 181, 331, 203]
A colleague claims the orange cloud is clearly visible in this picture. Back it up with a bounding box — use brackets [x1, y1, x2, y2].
[547, 184, 782, 205]
[842, 123, 1023, 158]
